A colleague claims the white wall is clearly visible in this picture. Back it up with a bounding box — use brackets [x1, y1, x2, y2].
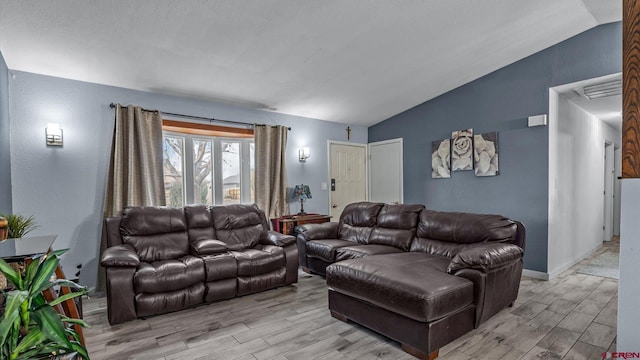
[547, 91, 621, 277]
[618, 179, 640, 349]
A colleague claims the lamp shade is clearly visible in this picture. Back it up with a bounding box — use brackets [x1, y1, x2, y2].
[293, 184, 312, 200]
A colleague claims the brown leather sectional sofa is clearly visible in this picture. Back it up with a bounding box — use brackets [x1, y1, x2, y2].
[296, 202, 525, 359]
[101, 204, 298, 325]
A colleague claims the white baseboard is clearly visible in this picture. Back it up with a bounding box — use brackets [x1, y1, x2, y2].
[522, 269, 549, 280]
[547, 243, 602, 280]
[522, 243, 606, 282]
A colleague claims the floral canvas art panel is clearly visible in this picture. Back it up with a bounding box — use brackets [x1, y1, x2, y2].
[432, 139, 451, 178]
[474, 132, 499, 176]
[451, 129, 473, 171]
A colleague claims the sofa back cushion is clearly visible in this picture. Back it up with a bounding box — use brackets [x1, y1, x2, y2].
[120, 206, 189, 262]
[413, 210, 517, 254]
[409, 238, 470, 258]
[185, 205, 215, 242]
[338, 202, 384, 244]
[369, 204, 424, 250]
[210, 204, 269, 250]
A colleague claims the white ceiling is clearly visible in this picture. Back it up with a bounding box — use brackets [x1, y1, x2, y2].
[558, 73, 623, 131]
[0, 0, 621, 126]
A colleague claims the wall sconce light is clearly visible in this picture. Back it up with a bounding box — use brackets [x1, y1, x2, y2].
[298, 147, 310, 162]
[46, 123, 63, 146]
[527, 114, 547, 127]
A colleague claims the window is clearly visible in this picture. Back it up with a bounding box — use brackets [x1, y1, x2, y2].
[162, 121, 254, 206]
[163, 136, 184, 207]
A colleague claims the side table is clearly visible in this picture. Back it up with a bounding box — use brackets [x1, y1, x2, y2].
[271, 214, 332, 235]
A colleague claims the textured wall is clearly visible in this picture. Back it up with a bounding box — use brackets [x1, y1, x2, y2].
[369, 22, 622, 272]
[0, 51, 11, 214]
[7, 71, 366, 289]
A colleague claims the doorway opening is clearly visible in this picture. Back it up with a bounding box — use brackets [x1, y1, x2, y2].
[547, 73, 622, 277]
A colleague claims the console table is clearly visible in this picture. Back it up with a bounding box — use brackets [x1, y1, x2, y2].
[271, 214, 332, 235]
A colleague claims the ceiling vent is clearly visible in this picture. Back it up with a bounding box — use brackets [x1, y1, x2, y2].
[582, 79, 622, 100]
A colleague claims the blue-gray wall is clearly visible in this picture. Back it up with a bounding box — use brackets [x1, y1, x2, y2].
[369, 22, 622, 273]
[7, 71, 366, 289]
[0, 51, 11, 214]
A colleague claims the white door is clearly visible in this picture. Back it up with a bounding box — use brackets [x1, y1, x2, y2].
[329, 141, 367, 219]
[368, 138, 403, 204]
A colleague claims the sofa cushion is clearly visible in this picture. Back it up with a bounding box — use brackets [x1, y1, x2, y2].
[338, 202, 384, 244]
[121, 206, 188, 235]
[306, 239, 355, 262]
[134, 255, 205, 294]
[410, 238, 469, 258]
[416, 210, 517, 244]
[367, 204, 423, 250]
[230, 247, 285, 276]
[211, 204, 269, 250]
[185, 205, 215, 243]
[121, 206, 190, 262]
[369, 227, 416, 251]
[335, 245, 404, 262]
[327, 252, 473, 322]
[376, 204, 424, 229]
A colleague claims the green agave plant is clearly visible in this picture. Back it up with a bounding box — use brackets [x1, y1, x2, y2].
[0, 214, 39, 239]
[0, 249, 89, 360]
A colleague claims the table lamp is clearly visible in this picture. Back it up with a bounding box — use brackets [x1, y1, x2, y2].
[293, 184, 312, 215]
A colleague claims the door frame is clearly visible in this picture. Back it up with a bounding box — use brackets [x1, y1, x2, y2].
[603, 141, 615, 241]
[367, 138, 403, 204]
[327, 140, 368, 215]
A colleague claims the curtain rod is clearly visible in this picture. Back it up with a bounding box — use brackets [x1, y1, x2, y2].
[109, 103, 291, 130]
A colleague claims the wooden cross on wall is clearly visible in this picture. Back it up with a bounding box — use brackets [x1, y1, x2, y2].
[346, 126, 351, 141]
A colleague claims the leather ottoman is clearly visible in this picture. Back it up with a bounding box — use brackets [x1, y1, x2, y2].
[326, 252, 476, 359]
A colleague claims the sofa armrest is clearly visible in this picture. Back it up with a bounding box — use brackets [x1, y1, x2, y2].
[101, 244, 140, 267]
[296, 222, 339, 241]
[447, 243, 523, 274]
[191, 239, 228, 255]
[260, 230, 296, 247]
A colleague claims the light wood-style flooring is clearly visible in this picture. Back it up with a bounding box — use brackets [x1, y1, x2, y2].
[84, 241, 619, 360]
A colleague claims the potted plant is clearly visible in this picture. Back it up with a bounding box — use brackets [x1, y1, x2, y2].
[0, 214, 39, 239]
[0, 249, 89, 359]
[0, 214, 40, 295]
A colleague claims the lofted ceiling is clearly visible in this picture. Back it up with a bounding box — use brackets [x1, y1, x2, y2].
[0, 0, 621, 126]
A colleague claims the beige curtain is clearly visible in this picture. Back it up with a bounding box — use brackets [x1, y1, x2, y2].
[97, 104, 165, 292]
[255, 125, 290, 219]
[103, 104, 166, 216]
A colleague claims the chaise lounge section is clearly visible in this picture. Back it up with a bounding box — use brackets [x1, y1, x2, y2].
[101, 204, 298, 325]
[297, 202, 525, 359]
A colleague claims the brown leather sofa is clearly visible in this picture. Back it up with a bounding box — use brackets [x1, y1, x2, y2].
[296, 202, 525, 359]
[101, 204, 298, 325]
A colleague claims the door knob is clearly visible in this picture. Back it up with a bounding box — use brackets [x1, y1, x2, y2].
[332, 204, 337, 208]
